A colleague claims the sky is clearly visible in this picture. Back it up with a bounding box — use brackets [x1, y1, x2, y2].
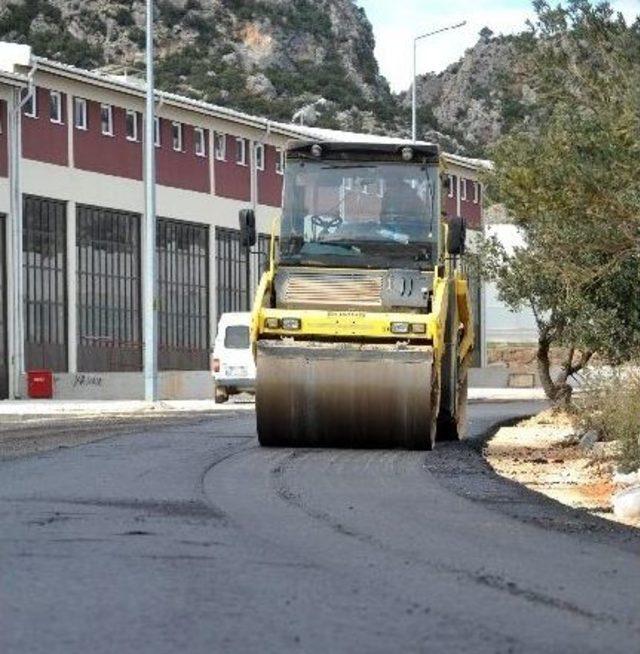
[356, 0, 640, 91]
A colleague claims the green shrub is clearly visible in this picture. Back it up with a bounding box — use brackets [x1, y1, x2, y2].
[113, 7, 134, 27]
[576, 370, 640, 472]
[127, 27, 146, 49]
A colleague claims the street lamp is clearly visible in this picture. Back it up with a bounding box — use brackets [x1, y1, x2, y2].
[412, 21, 466, 143]
[143, 0, 158, 402]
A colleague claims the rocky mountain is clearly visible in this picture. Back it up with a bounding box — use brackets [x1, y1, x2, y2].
[402, 28, 527, 157]
[0, 0, 398, 132]
[0, 0, 529, 155]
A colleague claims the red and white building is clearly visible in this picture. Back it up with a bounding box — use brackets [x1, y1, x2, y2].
[0, 42, 487, 400]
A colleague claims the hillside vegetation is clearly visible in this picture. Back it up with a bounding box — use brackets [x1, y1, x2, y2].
[3, 1, 635, 156]
[0, 0, 398, 134]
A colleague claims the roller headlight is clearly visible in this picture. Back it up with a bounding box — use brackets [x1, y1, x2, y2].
[282, 317, 301, 331]
[265, 317, 280, 329]
[390, 322, 410, 335]
[411, 323, 427, 334]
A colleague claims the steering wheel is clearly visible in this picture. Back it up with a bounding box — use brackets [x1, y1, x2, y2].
[311, 215, 343, 233]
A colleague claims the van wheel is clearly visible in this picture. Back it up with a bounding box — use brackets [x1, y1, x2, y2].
[215, 386, 229, 404]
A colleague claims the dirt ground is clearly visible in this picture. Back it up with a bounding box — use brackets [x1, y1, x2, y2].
[484, 410, 640, 529]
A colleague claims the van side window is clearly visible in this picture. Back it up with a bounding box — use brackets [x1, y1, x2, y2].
[224, 325, 250, 349]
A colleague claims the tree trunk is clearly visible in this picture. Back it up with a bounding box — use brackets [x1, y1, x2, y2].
[537, 331, 564, 402]
[537, 334, 593, 406]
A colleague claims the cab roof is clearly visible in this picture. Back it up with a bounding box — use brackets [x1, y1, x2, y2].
[287, 140, 440, 164]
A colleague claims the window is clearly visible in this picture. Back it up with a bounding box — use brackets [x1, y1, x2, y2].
[22, 87, 37, 118]
[49, 90, 63, 124]
[254, 143, 264, 171]
[74, 97, 87, 130]
[157, 218, 209, 370]
[473, 181, 480, 204]
[125, 109, 138, 141]
[154, 116, 161, 147]
[100, 104, 113, 136]
[235, 137, 246, 166]
[448, 175, 455, 199]
[214, 133, 226, 161]
[194, 127, 206, 157]
[23, 196, 68, 372]
[216, 226, 250, 315]
[224, 325, 249, 350]
[275, 147, 284, 175]
[172, 121, 183, 151]
[461, 179, 468, 201]
[0, 215, 6, 399]
[77, 205, 142, 372]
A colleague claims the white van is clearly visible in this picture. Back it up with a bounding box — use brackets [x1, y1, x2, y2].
[212, 312, 256, 403]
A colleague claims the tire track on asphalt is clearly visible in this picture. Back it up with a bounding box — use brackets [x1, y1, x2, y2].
[197, 440, 259, 524]
[203, 447, 535, 652]
[269, 448, 633, 630]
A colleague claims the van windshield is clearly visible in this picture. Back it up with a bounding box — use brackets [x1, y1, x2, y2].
[224, 325, 250, 349]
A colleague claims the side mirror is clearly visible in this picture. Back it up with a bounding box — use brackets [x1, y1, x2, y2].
[446, 215, 466, 256]
[239, 209, 256, 248]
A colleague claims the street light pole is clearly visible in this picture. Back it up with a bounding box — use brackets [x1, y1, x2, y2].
[412, 21, 466, 143]
[143, 0, 158, 402]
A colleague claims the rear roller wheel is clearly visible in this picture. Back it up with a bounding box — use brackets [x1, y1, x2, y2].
[437, 364, 468, 441]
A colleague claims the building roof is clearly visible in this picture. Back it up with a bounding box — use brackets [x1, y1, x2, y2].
[0, 42, 491, 173]
[0, 69, 26, 87]
[441, 151, 492, 172]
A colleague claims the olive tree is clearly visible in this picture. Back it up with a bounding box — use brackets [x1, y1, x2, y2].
[483, 0, 640, 403]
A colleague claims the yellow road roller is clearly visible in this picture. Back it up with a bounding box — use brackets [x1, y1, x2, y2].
[242, 140, 474, 450]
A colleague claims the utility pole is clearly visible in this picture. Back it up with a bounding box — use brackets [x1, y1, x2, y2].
[143, 0, 158, 402]
[412, 21, 466, 143]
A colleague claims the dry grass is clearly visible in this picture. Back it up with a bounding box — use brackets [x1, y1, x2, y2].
[575, 370, 640, 473]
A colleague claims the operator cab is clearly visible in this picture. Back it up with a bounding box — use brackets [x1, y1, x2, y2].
[280, 141, 441, 272]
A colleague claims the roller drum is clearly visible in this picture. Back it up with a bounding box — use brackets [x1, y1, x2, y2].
[256, 341, 437, 449]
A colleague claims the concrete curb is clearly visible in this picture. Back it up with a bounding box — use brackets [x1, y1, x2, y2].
[0, 399, 254, 417]
[0, 390, 547, 418]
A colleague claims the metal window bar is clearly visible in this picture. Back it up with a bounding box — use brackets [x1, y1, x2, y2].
[23, 195, 68, 372]
[250, 232, 273, 298]
[0, 215, 7, 398]
[76, 204, 142, 372]
[215, 226, 249, 316]
[215, 229, 275, 322]
[156, 218, 209, 370]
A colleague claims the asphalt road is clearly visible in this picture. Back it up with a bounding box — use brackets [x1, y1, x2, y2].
[1, 401, 639, 654]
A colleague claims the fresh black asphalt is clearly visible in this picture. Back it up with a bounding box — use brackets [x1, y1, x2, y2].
[1, 401, 639, 653]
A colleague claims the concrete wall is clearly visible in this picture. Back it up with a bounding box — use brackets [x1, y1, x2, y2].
[485, 223, 538, 344]
[28, 370, 215, 401]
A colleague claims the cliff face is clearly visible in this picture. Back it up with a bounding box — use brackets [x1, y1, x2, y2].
[0, 2, 530, 154]
[0, 0, 397, 132]
[401, 30, 527, 156]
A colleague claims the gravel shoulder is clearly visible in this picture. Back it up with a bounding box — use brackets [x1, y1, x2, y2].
[483, 411, 640, 529]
